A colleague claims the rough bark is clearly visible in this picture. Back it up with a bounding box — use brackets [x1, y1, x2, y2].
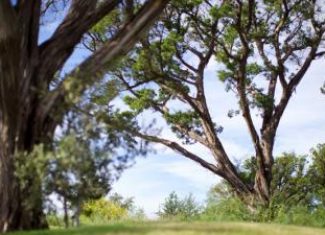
[0, 0, 170, 232]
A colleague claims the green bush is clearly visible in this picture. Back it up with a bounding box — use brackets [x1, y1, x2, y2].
[200, 196, 325, 228]
[270, 205, 325, 227]
[46, 213, 65, 228]
[81, 198, 127, 224]
[200, 197, 251, 222]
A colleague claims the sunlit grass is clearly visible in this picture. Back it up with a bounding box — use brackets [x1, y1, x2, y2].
[10, 221, 325, 235]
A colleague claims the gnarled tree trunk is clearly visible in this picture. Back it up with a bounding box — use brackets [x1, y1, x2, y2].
[0, 0, 170, 231]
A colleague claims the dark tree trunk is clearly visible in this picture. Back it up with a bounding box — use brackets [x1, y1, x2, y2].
[0, 0, 170, 231]
[0, 1, 50, 228]
[0, 113, 50, 232]
[63, 197, 69, 229]
[0, 134, 19, 232]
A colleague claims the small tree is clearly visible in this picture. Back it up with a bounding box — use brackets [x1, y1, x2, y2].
[158, 192, 182, 218]
[309, 144, 325, 207]
[45, 134, 112, 228]
[205, 152, 313, 221]
[158, 192, 200, 220]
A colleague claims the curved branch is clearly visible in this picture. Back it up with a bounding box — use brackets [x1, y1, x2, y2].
[39, 0, 120, 83]
[132, 130, 223, 176]
[42, 0, 170, 117]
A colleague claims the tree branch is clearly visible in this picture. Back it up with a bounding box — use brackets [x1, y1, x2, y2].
[42, 0, 170, 119]
[39, 0, 120, 83]
[270, 36, 322, 132]
[132, 130, 223, 176]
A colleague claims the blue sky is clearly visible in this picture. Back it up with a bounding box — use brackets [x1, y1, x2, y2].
[112, 58, 325, 218]
[41, 8, 325, 218]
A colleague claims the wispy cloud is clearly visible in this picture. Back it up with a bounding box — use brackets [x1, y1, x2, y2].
[114, 56, 325, 219]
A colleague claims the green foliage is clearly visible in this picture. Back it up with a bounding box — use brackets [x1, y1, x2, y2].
[246, 63, 264, 79]
[124, 89, 156, 113]
[200, 185, 325, 228]
[158, 192, 201, 220]
[46, 214, 65, 229]
[209, 3, 233, 19]
[91, 11, 120, 35]
[161, 32, 183, 62]
[171, 0, 203, 12]
[270, 153, 312, 207]
[309, 144, 325, 206]
[200, 149, 325, 227]
[90, 79, 121, 106]
[218, 70, 234, 83]
[201, 197, 251, 222]
[109, 193, 135, 211]
[253, 92, 274, 110]
[82, 198, 127, 224]
[129, 208, 147, 221]
[46, 133, 112, 201]
[15, 145, 51, 214]
[269, 206, 325, 227]
[165, 111, 200, 129]
[158, 192, 182, 219]
[164, 111, 203, 144]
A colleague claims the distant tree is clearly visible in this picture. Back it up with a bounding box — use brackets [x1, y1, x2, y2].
[0, 0, 169, 231]
[44, 105, 146, 228]
[45, 134, 112, 228]
[207, 152, 313, 220]
[109, 193, 135, 211]
[105, 0, 325, 208]
[158, 192, 200, 220]
[270, 153, 312, 208]
[309, 144, 325, 207]
[158, 192, 181, 218]
[181, 194, 201, 220]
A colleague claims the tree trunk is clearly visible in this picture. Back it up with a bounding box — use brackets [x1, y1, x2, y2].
[0, 1, 51, 230]
[253, 133, 275, 206]
[0, 118, 50, 232]
[63, 197, 69, 229]
[0, 132, 19, 232]
[0, 0, 170, 231]
[75, 199, 81, 227]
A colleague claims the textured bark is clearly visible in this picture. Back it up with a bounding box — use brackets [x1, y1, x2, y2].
[0, 1, 22, 231]
[0, 0, 170, 232]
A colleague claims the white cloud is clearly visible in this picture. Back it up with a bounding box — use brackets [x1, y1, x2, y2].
[160, 159, 219, 188]
[113, 57, 325, 219]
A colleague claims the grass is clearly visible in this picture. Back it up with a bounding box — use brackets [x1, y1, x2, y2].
[9, 222, 325, 235]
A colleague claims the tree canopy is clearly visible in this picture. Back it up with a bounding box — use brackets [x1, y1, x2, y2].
[97, 0, 325, 207]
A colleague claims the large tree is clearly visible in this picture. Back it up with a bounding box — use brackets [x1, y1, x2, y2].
[103, 0, 325, 208]
[0, 0, 169, 231]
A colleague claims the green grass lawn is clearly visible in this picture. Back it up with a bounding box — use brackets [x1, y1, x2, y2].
[9, 222, 325, 235]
